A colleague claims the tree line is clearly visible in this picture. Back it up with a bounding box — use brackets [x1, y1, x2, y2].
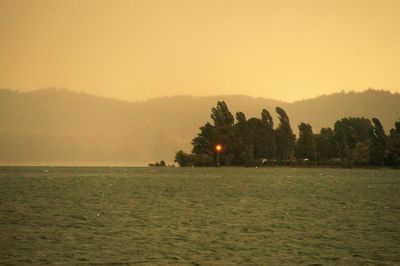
[175, 101, 400, 167]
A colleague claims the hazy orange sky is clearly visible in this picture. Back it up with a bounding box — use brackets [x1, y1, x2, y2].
[1, 0, 399, 102]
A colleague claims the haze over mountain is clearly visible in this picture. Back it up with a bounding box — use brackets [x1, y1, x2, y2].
[0, 88, 399, 165]
[2, 1, 400, 102]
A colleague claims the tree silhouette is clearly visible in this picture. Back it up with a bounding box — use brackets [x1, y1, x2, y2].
[177, 101, 396, 167]
[295, 123, 317, 162]
[275, 107, 295, 163]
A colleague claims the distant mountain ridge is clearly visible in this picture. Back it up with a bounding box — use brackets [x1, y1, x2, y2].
[0, 88, 399, 165]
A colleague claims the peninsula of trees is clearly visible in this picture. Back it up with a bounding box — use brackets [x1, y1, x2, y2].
[175, 101, 400, 167]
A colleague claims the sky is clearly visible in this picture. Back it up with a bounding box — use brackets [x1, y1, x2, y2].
[1, 0, 399, 102]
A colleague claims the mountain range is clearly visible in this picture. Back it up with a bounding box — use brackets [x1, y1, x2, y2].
[0, 88, 399, 165]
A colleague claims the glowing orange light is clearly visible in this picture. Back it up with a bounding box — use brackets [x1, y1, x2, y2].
[215, 144, 222, 152]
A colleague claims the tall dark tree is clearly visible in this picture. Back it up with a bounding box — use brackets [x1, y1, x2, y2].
[387, 120, 400, 167]
[211, 101, 234, 127]
[295, 123, 317, 161]
[232, 112, 253, 165]
[235, 111, 250, 145]
[369, 118, 387, 166]
[197, 101, 235, 165]
[247, 117, 265, 162]
[315, 127, 338, 162]
[260, 109, 277, 161]
[192, 122, 215, 155]
[334, 117, 373, 165]
[275, 107, 295, 162]
[236, 111, 247, 124]
[261, 109, 274, 129]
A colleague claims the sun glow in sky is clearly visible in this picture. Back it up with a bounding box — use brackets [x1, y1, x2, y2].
[1, 0, 400, 101]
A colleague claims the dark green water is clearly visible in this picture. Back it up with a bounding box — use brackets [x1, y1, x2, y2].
[0, 167, 399, 265]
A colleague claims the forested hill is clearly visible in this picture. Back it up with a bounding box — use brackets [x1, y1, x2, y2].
[0, 88, 399, 165]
